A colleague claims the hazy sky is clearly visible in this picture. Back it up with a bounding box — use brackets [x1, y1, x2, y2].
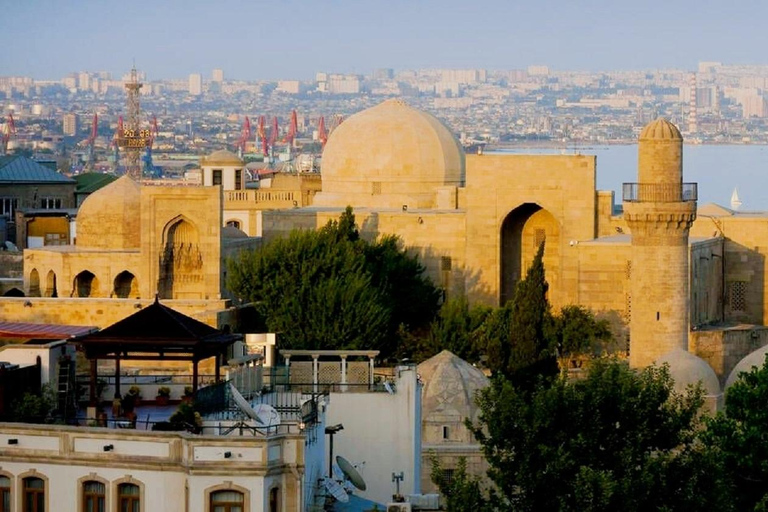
[2, 0, 768, 81]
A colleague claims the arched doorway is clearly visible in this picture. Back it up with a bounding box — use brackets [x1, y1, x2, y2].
[45, 270, 58, 297]
[158, 217, 203, 299]
[73, 270, 99, 297]
[113, 271, 138, 298]
[500, 203, 560, 305]
[28, 269, 41, 297]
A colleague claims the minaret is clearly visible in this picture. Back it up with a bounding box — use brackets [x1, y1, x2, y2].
[624, 119, 697, 368]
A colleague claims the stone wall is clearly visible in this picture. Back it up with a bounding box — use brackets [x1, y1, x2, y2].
[690, 326, 768, 385]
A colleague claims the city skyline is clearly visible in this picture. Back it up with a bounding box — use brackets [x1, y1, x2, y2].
[3, 0, 768, 80]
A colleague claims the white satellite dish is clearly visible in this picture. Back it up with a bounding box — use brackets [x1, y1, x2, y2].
[252, 403, 281, 428]
[337, 455, 367, 491]
[228, 383, 264, 424]
[325, 478, 349, 503]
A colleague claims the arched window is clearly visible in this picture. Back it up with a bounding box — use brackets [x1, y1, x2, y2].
[225, 220, 241, 229]
[0, 475, 10, 512]
[22, 477, 44, 512]
[73, 270, 99, 298]
[82, 480, 105, 512]
[113, 271, 138, 299]
[117, 483, 140, 512]
[268, 487, 280, 512]
[28, 269, 41, 297]
[45, 270, 57, 298]
[210, 490, 244, 512]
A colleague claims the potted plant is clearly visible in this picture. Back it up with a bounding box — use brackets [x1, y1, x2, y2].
[156, 386, 171, 406]
[127, 385, 142, 406]
[182, 386, 194, 404]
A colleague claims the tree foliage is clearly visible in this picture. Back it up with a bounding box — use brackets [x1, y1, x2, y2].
[467, 359, 733, 512]
[553, 305, 613, 360]
[226, 207, 440, 357]
[430, 456, 488, 510]
[703, 354, 768, 511]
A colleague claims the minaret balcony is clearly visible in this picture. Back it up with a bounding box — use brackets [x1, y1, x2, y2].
[622, 183, 697, 203]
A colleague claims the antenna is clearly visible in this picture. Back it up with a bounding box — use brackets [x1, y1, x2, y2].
[337, 455, 367, 491]
[228, 383, 264, 424]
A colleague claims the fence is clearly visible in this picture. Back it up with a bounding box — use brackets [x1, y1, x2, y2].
[622, 182, 697, 203]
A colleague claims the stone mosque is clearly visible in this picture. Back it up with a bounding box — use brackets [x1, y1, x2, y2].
[11, 98, 768, 410]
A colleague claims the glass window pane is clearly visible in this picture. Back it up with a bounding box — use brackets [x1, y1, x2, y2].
[212, 491, 244, 503]
[0, 476, 9, 486]
[25, 478, 44, 490]
[119, 484, 139, 496]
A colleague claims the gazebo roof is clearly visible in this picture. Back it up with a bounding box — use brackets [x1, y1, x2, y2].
[70, 298, 240, 361]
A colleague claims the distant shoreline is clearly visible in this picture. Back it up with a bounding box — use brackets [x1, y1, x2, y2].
[484, 141, 768, 151]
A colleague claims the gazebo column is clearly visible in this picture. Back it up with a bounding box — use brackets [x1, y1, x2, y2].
[312, 354, 319, 393]
[114, 355, 121, 399]
[340, 355, 348, 393]
[369, 356, 375, 388]
[89, 358, 97, 406]
[192, 358, 199, 393]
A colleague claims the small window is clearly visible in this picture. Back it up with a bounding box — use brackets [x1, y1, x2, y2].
[82, 481, 105, 512]
[235, 169, 242, 190]
[729, 281, 747, 312]
[268, 488, 279, 512]
[442, 425, 450, 440]
[0, 197, 19, 217]
[117, 483, 140, 512]
[1, 475, 10, 512]
[211, 490, 244, 512]
[40, 197, 62, 209]
[442, 468, 455, 489]
[212, 170, 223, 186]
[226, 220, 241, 229]
[441, 256, 452, 272]
[22, 477, 44, 512]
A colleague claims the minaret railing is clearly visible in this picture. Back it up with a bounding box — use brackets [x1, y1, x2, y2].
[622, 182, 697, 203]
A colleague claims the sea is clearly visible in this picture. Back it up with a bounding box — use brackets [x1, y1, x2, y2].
[490, 145, 768, 210]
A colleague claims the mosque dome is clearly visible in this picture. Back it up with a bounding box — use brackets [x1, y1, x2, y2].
[418, 350, 489, 443]
[201, 149, 243, 166]
[725, 344, 768, 389]
[655, 348, 721, 397]
[316, 99, 465, 209]
[76, 176, 141, 249]
[639, 118, 683, 141]
[222, 225, 248, 239]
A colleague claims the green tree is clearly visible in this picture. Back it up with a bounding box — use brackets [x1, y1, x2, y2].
[703, 354, 768, 511]
[410, 297, 492, 363]
[553, 305, 613, 363]
[469, 359, 733, 512]
[226, 207, 439, 357]
[430, 456, 488, 511]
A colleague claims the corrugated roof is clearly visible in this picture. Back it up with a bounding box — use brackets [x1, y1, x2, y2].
[0, 155, 75, 183]
[74, 172, 118, 194]
[0, 322, 97, 340]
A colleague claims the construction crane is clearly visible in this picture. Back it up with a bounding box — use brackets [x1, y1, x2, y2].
[84, 113, 98, 172]
[235, 116, 251, 158]
[330, 114, 344, 133]
[257, 115, 268, 157]
[142, 115, 159, 177]
[282, 110, 298, 146]
[110, 116, 124, 173]
[1, 113, 16, 156]
[317, 116, 328, 149]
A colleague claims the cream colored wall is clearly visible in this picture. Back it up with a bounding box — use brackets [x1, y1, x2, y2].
[464, 154, 597, 307]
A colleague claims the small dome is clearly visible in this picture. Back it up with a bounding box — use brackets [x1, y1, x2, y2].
[77, 176, 141, 249]
[655, 348, 720, 397]
[725, 344, 768, 389]
[418, 350, 489, 425]
[201, 149, 243, 166]
[316, 99, 465, 209]
[222, 226, 248, 239]
[640, 118, 682, 141]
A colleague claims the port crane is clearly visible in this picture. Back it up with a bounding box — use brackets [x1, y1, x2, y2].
[282, 110, 298, 147]
[257, 116, 268, 156]
[142, 115, 159, 177]
[317, 116, 328, 149]
[1, 113, 16, 156]
[235, 116, 251, 158]
[109, 116, 124, 173]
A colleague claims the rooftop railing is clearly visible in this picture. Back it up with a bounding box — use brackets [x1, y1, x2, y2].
[622, 182, 697, 203]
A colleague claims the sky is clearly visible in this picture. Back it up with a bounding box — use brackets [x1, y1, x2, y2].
[2, 0, 768, 81]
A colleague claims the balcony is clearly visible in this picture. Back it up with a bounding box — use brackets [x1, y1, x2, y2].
[622, 183, 697, 203]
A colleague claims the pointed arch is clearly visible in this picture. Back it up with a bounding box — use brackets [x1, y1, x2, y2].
[158, 215, 203, 299]
[44, 270, 57, 297]
[113, 270, 139, 298]
[28, 269, 41, 297]
[73, 270, 99, 298]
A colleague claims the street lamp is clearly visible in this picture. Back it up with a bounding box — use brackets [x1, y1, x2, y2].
[325, 424, 344, 477]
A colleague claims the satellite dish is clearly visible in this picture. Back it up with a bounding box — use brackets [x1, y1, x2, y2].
[228, 383, 264, 424]
[325, 478, 349, 503]
[337, 455, 367, 491]
[252, 403, 281, 428]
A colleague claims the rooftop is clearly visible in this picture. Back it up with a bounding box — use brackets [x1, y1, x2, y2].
[0, 155, 75, 184]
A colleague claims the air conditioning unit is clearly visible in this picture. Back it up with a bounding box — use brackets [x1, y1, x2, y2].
[387, 504, 412, 512]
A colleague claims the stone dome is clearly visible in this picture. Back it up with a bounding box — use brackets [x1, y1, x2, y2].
[222, 225, 248, 239]
[316, 99, 465, 209]
[76, 176, 141, 249]
[725, 344, 768, 389]
[418, 350, 489, 427]
[655, 348, 721, 397]
[640, 118, 682, 141]
[201, 149, 243, 166]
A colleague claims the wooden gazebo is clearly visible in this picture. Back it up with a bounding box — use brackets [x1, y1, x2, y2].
[70, 297, 241, 404]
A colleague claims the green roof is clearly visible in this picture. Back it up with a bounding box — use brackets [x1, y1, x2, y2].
[0, 155, 75, 184]
[74, 172, 118, 194]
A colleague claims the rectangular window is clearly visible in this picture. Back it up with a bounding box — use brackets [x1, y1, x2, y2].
[117, 483, 140, 512]
[44, 233, 67, 246]
[40, 197, 62, 209]
[22, 477, 44, 512]
[212, 170, 222, 186]
[442, 425, 450, 440]
[729, 281, 747, 312]
[0, 475, 10, 512]
[82, 481, 105, 512]
[0, 197, 19, 217]
[235, 169, 242, 190]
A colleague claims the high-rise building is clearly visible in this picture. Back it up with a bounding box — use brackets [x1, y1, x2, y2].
[62, 113, 78, 136]
[212, 69, 224, 83]
[188, 74, 203, 96]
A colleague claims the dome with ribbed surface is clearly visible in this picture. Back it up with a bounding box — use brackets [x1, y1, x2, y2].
[726, 344, 768, 389]
[316, 99, 465, 209]
[201, 149, 243, 166]
[76, 176, 140, 249]
[640, 118, 683, 140]
[656, 348, 720, 396]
